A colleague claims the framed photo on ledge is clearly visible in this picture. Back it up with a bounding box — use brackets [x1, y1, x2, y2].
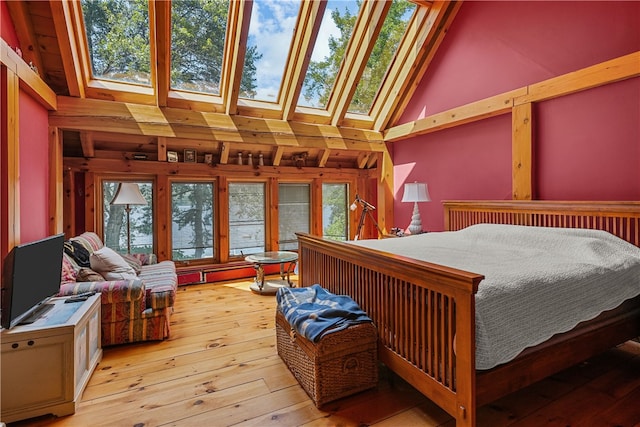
[167, 151, 178, 162]
[204, 153, 213, 165]
[184, 149, 196, 163]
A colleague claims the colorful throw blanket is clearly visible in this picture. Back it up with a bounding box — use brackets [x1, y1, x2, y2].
[276, 285, 372, 342]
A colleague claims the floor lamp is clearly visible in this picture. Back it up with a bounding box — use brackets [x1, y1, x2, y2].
[110, 182, 147, 253]
[401, 182, 430, 235]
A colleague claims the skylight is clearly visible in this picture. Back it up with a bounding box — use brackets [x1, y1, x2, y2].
[298, 0, 359, 109]
[348, 0, 416, 114]
[239, 0, 302, 102]
[170, 0, 230, 95]
[81, 0, 151, 86]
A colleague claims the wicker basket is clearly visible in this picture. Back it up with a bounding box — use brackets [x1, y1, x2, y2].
[275, 310, 378, 407]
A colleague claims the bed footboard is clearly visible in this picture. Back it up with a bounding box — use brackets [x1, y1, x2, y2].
[297, 233, 483, 427]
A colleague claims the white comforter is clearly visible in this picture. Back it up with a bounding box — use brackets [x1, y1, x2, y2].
[350, 224, 640, 370]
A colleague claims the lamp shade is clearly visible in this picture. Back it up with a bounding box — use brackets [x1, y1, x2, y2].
[110, 183, 147, 206]
[401, 182, 430, 203]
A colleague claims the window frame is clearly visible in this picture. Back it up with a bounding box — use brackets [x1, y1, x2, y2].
[96, 175, 157, 255]
[168, 179, 217, 265]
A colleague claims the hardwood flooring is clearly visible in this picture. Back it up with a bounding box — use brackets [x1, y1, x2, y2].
[11, 278, 640, 427]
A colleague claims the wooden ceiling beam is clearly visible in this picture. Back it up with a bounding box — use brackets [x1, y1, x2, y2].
[384, 89, 525, 142]
[222, 0, 252, 116]
[328, 0, 390, 127]
[79, 131, 95, 157]
[272, 146, 285, 166]
[50, 96, 385, 150]
[5, 1, 45, 76]
[153, 0, 171, 107]
[317, 149, 331, 168]
[281, 0, 326, 121]
[50, 0, 85, 98]
[376, 0, 461, 130]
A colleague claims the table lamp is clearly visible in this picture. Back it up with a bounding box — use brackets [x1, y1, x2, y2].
[401, 182, 430, 235]
[110, 182, 147, 253]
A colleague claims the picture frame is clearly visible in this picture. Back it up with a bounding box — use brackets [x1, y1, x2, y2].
[204, 153, 213, 165]
[167, 151, 178, 163]
[184, 149, 196, 163]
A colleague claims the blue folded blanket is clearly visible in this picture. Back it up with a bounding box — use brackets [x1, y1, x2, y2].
[276, 284, 373, 342]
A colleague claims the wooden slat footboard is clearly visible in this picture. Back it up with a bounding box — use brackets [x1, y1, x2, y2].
[297, 200, 640, 427]
[297, 234, 483, 426]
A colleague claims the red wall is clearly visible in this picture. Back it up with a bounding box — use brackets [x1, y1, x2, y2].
[394, 1, 640, 231]
[2, 1, 52, 244]
[0, 0, 19, 48]
[19, 90, 50, 243]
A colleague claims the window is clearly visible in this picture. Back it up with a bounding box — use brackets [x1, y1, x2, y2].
[102, 180, 154, 254]
[81, 0, 151, 85]
[239, 0, 301, 101]
[299, 0, 359, 109]
[229, 182, 266, 256]
[348, 0, 416, 114]
[170, 0, 229, 94]
[171, 182, 214, 261]
[278, 183, 310, 250]
[322, 183, 348, 241]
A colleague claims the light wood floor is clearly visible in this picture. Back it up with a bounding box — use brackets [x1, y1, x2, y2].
[13, 278, 640, 427]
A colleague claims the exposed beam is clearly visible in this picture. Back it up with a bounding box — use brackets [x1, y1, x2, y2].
[512, 103, 533, 200]
[219, 142, 230, 164]
[157, 136, 168, 162]
[49, 126, 64, 234]
[153, 0, 171, 107]
[317, 148, 331, 168]
[5, 1, 45, 76]
[222, 0, 252, 115]
[0, 39, 57, 110]
[272, 146, 285, 166]
[50, 96, 385, 151]
[373, 1, 461, 131]
[281, 0, 326, 121]
[1, 66, 20, 253]
[328, 0, 390, 127]
[384, 89, 525, 142]
[50, 0, 85, 97]
[79, 131, 95, 157]
[384, 52, 639, 143]
[514, 51, 640, 105]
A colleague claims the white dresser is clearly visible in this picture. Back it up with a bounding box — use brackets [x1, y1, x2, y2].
[1, 294, 102, 423]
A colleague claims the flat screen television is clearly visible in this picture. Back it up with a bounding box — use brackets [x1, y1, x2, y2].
[1, 233, 65, 329]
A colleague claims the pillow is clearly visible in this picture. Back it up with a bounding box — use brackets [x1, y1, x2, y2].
[120, 253, 142, 274]
[90, 247, 137, 280]
[61, 256, 77, 284]
[64, 240, 91, 267]
[76, 267, 105, 282]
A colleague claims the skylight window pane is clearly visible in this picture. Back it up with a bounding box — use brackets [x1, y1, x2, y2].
[239, 0, 301, 102]
[298, 0, 359, 109]
[81, 0, 151, 85]
[348, 0, 416, 114]
[171, 0, 229, 94]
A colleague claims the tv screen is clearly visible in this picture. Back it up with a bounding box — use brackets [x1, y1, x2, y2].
[1, 233, 65, 329]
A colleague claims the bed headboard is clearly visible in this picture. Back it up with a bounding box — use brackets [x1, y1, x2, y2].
[444, 200, 640, 248]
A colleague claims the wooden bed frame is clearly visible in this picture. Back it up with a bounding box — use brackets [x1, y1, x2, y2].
[296, 200, 640, 427]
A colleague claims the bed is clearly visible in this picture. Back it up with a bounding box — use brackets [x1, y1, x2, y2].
[296, 200, 640, 427]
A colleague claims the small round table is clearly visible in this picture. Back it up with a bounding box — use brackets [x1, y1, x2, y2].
[245, 251, 298, 295]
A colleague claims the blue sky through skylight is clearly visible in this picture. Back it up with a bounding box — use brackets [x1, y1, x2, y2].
[241, 0, 360, 105]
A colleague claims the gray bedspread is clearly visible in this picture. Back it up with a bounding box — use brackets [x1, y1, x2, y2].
[350, 224, 640, 370]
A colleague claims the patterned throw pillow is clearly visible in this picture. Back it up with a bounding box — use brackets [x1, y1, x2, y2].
[120, 253, 142, 274]
[61, 256, 77, 284]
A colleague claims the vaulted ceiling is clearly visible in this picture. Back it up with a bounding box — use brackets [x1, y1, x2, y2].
[6, 0, 461, 169]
